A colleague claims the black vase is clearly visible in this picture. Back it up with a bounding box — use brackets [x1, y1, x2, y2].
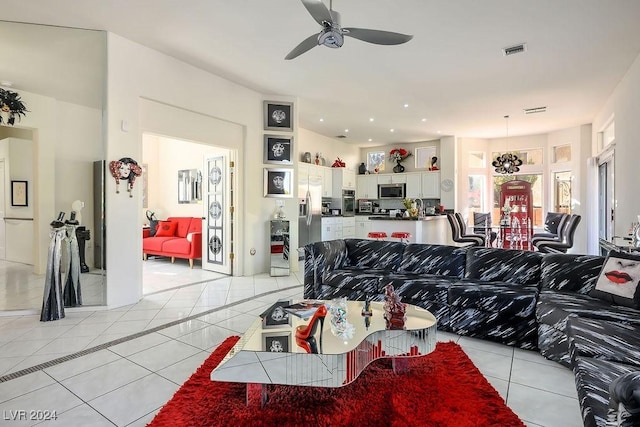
[358, 162, 367, 174]
[393, 162, 405, 173]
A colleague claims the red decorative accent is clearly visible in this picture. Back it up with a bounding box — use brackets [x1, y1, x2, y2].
[150, 337, 525, 426]
[294, 305, 327, 340]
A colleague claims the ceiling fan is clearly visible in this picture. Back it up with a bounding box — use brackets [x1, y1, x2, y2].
[285, 0, 413, 60]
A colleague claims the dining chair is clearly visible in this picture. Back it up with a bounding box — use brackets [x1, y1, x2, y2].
[473, 212, 497, 247]
[448, 213, 485, 247]
[535, 214, 581, 253]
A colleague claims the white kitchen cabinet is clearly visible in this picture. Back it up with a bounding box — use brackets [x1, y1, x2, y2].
[355, 216, 372, 239]
[342, 217, 356, 238]
[322, 167, 333, 197]
[377, 174, 407, 184]
[321, 217, 337, 241]
[356, 175, 378, 199]
[421, 171, 440, 198]
[333, 168, 356, 192]
[405, 171, 441, 199]
[405, 173, 422, 198]
[298, 163, 310, 190]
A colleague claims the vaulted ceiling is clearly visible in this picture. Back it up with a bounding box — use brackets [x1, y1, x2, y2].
[2, 0, 640, 146]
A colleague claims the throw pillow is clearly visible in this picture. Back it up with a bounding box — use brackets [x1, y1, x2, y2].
[590, 251, 640, 308]
[149, 219, 160, 237]
[155, 221, 177, 237]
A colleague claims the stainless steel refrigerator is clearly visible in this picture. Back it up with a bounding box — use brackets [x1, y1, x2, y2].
[298, 173, 322, 249]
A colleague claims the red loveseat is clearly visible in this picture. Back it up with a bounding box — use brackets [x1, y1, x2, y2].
[143, 217, 202, 268]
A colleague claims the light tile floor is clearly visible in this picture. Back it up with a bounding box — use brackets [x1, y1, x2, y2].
[0, 264, 583, 427]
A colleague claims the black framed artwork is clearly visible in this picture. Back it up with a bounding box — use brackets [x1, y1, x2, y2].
[264, 135, 293, 164]
[261, 299, 292, 328]
[10, 180, 28, 207]
[264, 101, 293, 132]
[262, 332, 291, 353]
[264, 168, 293, 198]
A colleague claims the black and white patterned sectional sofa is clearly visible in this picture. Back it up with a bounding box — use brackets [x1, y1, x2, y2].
[303, 238, 640, 427]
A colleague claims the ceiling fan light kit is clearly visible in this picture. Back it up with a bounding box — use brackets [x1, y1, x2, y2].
[285, 0, 413, 60]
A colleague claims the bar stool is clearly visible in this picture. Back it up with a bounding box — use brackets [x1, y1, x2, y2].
[391, 231, 411, 243]
[367, 231, 387, 240]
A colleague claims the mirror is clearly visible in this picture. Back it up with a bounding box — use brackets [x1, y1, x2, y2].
[0, 20, 106, 310]
[178, 169, 202, 204]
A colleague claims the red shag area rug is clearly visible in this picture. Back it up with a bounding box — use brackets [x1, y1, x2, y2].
[149, 336, 524, 427]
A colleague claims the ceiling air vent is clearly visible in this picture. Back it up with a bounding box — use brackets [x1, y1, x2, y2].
[335, 135, 347, 139]
[524, 106, 547, 115]
[502, 43, 527, 56]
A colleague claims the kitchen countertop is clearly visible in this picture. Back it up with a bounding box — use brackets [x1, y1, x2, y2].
[368, 215, 446, 220]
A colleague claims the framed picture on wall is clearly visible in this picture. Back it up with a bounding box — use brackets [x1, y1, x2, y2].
[264, 168, 293, 198]
[264, 135, 293, 164]
[264, 101, 293, 132]
[10, 180, 28, 207]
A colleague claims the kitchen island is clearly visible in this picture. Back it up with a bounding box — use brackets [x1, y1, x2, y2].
[368, 215, 452, 245]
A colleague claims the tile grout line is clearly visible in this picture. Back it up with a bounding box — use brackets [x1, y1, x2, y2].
[0, 284, 302, 383]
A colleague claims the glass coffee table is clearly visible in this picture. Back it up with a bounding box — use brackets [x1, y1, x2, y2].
[210, 300, 437, 406]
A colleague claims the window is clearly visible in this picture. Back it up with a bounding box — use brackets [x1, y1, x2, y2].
[492, 174, 543, 226]
[554, 171, 572, 214]
[468, 175, 485, 216]
[367, 151, 385, 173]
[553, 145, 571, 163]
[414, 146, 437, 169]
[491, 148, 543, 165]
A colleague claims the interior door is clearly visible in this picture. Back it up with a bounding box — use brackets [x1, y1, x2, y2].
[202, 154, 233, 275]
[598, 154, 615, 241]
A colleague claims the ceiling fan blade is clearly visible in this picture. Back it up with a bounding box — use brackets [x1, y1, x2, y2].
[285, 33, 320, 60]
[300, 0, 333, 26]
[342, 28, 413, 45]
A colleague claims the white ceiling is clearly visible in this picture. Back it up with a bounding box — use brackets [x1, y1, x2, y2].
[2, 0, 640, 146]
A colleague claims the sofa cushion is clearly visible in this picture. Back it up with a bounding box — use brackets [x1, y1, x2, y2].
[167, 217, 199, 238]
[397, 244, 466, 278]
[464, 247, 542, 286]
[567, 317, 640, 367]
[344, 239, 404, 271]
[323, 268, 384, 291]
[540, 253, 605, 294]
[590, 251, 640, 308]
[161, 237, 192, 254]
[536, 290, 640, 328]
[143, 236, 179, 252]
[573, 357, 639, 427]
[449, 281, 538, 317]
[155, 221, 178, 237]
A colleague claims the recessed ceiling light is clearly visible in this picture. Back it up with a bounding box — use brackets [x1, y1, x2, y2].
[319, 118, 324, 122]
[344, 129, 349, 133]
[403, 103, 409, 108]
[369, 118, 374, 122]
[390, 129, 395, 133]
[368, 138, 372, 142]
[421, 118, 427, 122]
[437, 130, 441, 134]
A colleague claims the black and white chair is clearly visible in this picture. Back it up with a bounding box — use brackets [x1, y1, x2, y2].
[446, 213, 485, 247]
[532, 212, 568, 242]
[534, 214, 581, 253]
[473, 212, 497, 247]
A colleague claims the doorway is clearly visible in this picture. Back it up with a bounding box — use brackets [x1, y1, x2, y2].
[141, 133, 235, 295]
[598, 152, 615, 243]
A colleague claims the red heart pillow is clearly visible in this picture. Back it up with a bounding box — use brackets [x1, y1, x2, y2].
[155, 221, 177, 237]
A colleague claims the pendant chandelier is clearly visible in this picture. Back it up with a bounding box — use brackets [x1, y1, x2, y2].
[492, 115, 522, 174]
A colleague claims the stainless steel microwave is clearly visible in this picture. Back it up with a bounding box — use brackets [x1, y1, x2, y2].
[378, 183, 406, 199]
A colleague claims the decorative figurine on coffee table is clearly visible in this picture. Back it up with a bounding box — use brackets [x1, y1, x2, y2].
[329, 297, 355, 339]
[383, 284, 406, 329]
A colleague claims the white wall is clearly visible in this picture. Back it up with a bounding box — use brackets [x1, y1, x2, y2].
[592, 52, 640, 239]
[357, 140, 441, 175]
[298, 129, 360, 170]
[106, 33, 298, 307]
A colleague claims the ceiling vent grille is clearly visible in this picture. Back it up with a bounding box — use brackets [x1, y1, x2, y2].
[335, 135, 347, 139]
[524, 106, 547, 115]
[502, 43, 527, 56]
